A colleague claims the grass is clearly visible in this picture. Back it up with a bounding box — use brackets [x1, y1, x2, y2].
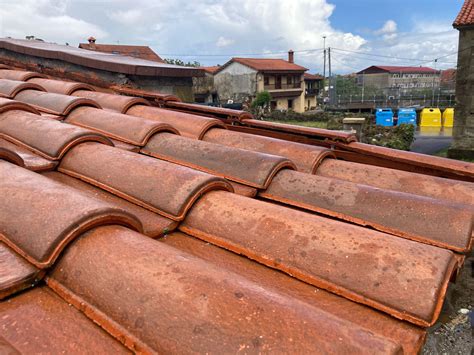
[433, 148, 474, 162]
[266, 120, 328, 129]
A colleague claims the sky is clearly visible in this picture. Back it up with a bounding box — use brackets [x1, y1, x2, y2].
[0, 0, 464, 74]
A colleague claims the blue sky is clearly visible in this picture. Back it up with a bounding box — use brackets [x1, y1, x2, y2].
[0, 0, 464, 74]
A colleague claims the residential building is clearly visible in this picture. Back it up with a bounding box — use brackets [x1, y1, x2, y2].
[357, 65, 441, 95]
[449, 0, 474, 159]
[193, 66, 220, 104]
[214, 51, 308, 112]
[79, 37, 164, 62]
[304, 73, 323, 110]
[440, 68, 456, 93]
[0, 38, 203, 101]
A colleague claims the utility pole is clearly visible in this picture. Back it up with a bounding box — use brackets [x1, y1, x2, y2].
[328, 47, 332, 105]
[431, 58, 437, 106]
[322, 36, 326, 81]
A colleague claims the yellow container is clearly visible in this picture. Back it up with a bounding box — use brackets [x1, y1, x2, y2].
[442, 108, 454, 127]
[420, 108, 442, 127]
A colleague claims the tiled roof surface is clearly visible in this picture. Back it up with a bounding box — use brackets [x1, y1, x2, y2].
[454, 0, 474, 27]
[304, 72, 324, 80]
[79, 43, 164, 62]
[0, 66, 473, 353]
[358, 65, 439, 74]
[199, 65, 221, 74]
[0, 38, 203, 77]
[218, 57, 308, 73]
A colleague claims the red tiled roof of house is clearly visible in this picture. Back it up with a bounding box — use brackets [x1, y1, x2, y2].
[304, 73, 324, 80]
[199, 65, 221, 74]
[358, 65, 439, 74]
[79, 43, 164, 62]
[440, 68, 456, 83]
[0, 65, 473, 353]
[454, 0, 474, 27]
[218, 57, 307, 73]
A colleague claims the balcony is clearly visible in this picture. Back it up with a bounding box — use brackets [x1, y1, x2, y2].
[264, 83, 302, 90]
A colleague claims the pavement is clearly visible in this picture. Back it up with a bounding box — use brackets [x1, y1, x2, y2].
[410, 128, 453, 155]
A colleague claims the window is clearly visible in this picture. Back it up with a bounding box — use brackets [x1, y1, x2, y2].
[287, 76, 293, 85]
[288, 99, 293, 109]
[264, 76, 269, 85]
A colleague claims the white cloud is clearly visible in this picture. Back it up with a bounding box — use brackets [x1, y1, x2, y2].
[216, 36, 234, 47]
[107, 9, 143, 26]
[0, 0, 107, 44]
[0, 0, 458, 73]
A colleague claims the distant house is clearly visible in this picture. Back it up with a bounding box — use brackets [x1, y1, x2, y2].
[79, 37, 164, 62]
[440, 68, 456, 92]
[193, 66, 221, 104]
[357, 65, 441, 95]
[304, 73, 323, 110]
[449, 0, 474, 159]
[213, 51, 308, 112]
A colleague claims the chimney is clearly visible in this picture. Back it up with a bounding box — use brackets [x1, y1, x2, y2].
[87, 36, 96, 44]
[288, 49, 294, 64]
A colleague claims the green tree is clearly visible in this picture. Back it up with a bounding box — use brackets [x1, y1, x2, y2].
[164, 58, 201, 67]
[251, 91, 271, 108]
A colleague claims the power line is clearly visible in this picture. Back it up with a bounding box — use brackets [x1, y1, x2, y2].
[160, 47, 324, 57]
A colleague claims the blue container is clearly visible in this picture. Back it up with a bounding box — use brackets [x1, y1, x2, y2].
[397, 108, 417, 126]
[375, 108, 393, 126]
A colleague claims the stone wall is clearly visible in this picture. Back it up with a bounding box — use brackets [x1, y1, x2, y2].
[449, 27, 474, 159]
[214, 62, 258, 103]
[0, 49, 195, 102]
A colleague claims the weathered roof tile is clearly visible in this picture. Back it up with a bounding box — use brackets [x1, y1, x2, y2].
[72, 90, 149, 113]
[142, 132, 295, 188]
[58, 142, 233, 220]
[0, 79, 45, 99]
[0, 137, 57, 171]
[0, 161, 142, 268]
[27, 77, 95, 95]
[66, 106, 179, 146]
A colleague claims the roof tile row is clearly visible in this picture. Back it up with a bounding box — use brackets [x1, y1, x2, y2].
[0, 67, 472, 353]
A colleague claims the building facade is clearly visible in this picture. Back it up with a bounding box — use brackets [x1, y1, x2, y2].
[449, 0, 474, 159]
[304, 73, 323, 110]
[357, 66, 441, 95]
[214, 51, 308, 113]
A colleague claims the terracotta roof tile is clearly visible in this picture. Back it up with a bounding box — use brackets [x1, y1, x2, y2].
[0, 287, 130, 353]
[0, 109, 112, 160]
[0, 97, 40, 115]
[358, 65, 439, 74]
[127, 105, 226, 139]
[48, 225, 403, 354]
[1, 65, 474, 352]
[0, 79, 45, 99]
[0, 138, 57, 171]
[180, 190, 458, 327]
[14, 89, 101, 116]
[79, 43, 164, 62]
[0, 69, 45, 81]
[141, 132, 295, 188]
[72, 89, 150, 113]
[304, 72, 324, 80]
[66, 106, 179, 146]
[454, 0, 474, 27]
[162, 232, 426, 354]
[43, 171, 178, 238]
[0, 161, 142, 268]
[223, 57, 307, 72]
[27, 77, 95, 95]
[261, 169, 473, 252]
[58, 142, 233, 220]
[199, 65, 221, 74]
[203, 128, 334, 173]
[317, 159, 474, 206]
[0, 242, 43, 299]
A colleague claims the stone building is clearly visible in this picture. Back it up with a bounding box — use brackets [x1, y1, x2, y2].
[213, 51, 308, 113]
[0, 38, 202, 101]
[193, 66, 220, 104]
[357, 65, 440, 95]
[303, 73, 323, 110]
[449, 0, 474, 159]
